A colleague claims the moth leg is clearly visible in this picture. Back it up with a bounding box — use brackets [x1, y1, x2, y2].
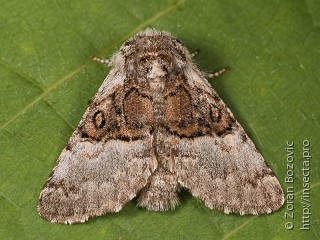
[204, 67, 229, 79]
[92, 56, 111, 65]
[190, 49, 200, 58]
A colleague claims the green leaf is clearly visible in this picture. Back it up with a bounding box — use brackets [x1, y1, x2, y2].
[1, 0, 319, 239]
[306, 0, 320, 27]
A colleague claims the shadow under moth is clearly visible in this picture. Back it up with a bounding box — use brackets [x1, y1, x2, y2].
[37, 28, 284, 224]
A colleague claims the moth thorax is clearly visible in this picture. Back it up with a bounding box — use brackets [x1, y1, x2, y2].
[147, 61, 167, 79]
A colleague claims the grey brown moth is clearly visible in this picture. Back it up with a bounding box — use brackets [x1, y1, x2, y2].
[37, 28, 284, 224]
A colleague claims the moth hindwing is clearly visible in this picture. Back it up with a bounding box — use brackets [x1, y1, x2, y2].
[37, 28, 284, 224]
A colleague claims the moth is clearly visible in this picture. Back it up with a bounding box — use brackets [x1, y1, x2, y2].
[38, 28, 284, 224]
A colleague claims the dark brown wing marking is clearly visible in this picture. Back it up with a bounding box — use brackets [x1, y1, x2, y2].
[164, 80, 235, 138]
[79, 84, 153, 141]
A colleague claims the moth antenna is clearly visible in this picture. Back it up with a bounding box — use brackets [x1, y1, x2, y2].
[205, 67, 229, 79]
[190, 49, 200, 58]
[92, 56, 111, 65]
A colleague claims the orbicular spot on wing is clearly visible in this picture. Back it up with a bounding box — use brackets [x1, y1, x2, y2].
[78, 97, 114, 141]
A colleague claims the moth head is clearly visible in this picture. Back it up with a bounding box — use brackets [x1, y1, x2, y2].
[116, 28, 191, 79]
